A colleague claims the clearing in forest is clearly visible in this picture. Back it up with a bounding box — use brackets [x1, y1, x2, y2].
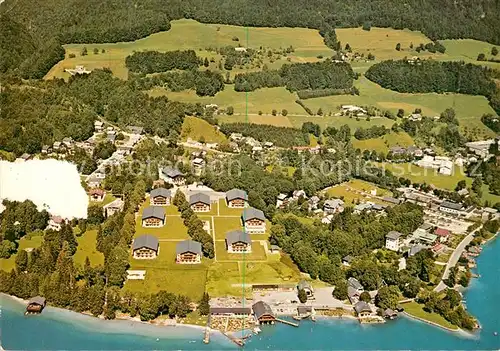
[181, 116, 228, 143]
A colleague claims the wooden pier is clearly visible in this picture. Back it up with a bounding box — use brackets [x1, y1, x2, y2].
[276, 318, 299, 327]
[203, 328, 210, 344]
[223, 332, 245, 347]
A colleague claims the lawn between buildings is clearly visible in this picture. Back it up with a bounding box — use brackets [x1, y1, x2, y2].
[126, 198, 297, 300]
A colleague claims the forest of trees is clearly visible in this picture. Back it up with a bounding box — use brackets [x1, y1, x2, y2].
[353, 125, 389, 140]
[220, 123, 310, 147]
[481, 113, 500, 133]
[125, 50, 200, 74]
[365, 60, 500, 114]
[131, 70, 225, 96]
[297, 87, 358, 99]
[234, 61, 355, 92]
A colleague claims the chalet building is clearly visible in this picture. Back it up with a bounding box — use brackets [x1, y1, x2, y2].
[176, 240, 202, 264]
[89, 188, 105, 202]
[435, 227, 451, 243]
[150, 188, 171, 206]
[103, 198, 124, 217]
[354, 301, 373, 318]
[132, 235, 159, 259]
[297, 280, 314, 299]
[385, 231, 403, 252]
[47, 215, 64, 231]
[26, 296, 46, 314]
[190, 193, 211, 212]
[252, 301, 276, 324]
[161, 167, 185, 185]
[141, 206, 166, 227]
[226, 230, 252, 253]
[210, 307, 252, 318]
[242, 207, 266, 234]
[225, 189, 248, 208]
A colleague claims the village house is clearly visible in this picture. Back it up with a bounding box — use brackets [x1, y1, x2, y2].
[88, 188, 105, 202]
[161, 166, 186, 185]
[103, 198, 124, 217]
[292, 189, 307, 200]
[192, 158, 205, 174]
[62, 137, 73, 148]
[132, 235, 159, 259]
[141, 206, 166, 227]
[225, 230, 252, 253]
[438, 201, 466, 216]
[297, 280, 314, 299]
[383, 308, 398, 320]
[323, 199, 344, 214]
[252, 301, 276, 324]
[225, 189, 248, 208]
[342, 255, 354, 267]
[348, 286, 361, 304]
[348, 277, 364, 294]
[354, 301, 373, 318]
[242, 207, 266, 234]
[385, 231, 403, 252]
[434, 227, 451, 243]
[276, 193, 289, 208]
[176, 240, 202, 264]
[263, 141, 274, 148]
[465, 139, 496, 159]
[47, 215, 64, 231]
[94, 120, 104, 132]
[308, 196, 320, 210]
[53, 141, 62, 151]
[41, 145, 52, 154]
[189, 193, 211, 212]
[150, 188, 171, 206]
[87, 176, 102, 189]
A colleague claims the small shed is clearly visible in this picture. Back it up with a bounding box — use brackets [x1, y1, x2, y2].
[26, 296, 46, 314]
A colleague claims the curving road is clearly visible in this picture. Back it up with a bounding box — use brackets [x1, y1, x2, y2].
[434, 226, 481, 292]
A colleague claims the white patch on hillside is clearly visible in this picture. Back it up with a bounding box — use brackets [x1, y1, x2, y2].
[0, 159, 88, 219]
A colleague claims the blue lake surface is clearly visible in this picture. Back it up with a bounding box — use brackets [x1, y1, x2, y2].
[2, 237, 499, 350]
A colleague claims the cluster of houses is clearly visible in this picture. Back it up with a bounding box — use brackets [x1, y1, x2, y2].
[385, 223, 452, 256]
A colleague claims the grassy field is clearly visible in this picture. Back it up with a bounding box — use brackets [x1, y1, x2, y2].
[215, 241, 268, 261]
[441, 39, 500, 66]
[352, 131, 414, 152]
[181, 116, 227, 143]
[325, 179, 392, 205]
[402, 301, 459, 330]
[74, 230, 104, 267]
[212, 216, 243, 240]
[134, 203, 190, 240]
[0, 235, 44, 272]
[46, 19, 332, 80]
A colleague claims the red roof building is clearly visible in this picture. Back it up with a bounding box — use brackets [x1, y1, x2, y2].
[434, 228, 451, 243]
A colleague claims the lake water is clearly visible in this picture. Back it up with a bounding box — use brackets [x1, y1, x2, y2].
[1, 237, 499, 350]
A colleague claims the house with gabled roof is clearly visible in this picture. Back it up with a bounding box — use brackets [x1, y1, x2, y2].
[103, 198, 124, 217]
[434, 227, 451, 243]
[226, 230, 252, 253]
[297, 280, 314, 299]
[89, 188, 105, 202]
[354, 301, 373, 318]
[176, 240, 202, 264]
[242, 207, 266, 234]
[150, 188, 171, 206]
[190, 193, 211, 212]
[141, 206, 166, 227]
[252, 301, 275, 324]
[132, 235, 159, 259]
[348, 277, 364, 293]
[225, 189, 248, 208]
[385, 231, 403, 251]
[161, 166, 185, 185]
[324, 199, 344, 213]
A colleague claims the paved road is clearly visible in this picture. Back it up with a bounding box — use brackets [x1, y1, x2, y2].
[434, 226, 480, 292]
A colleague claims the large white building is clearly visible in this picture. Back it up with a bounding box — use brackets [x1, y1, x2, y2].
[385, 231, 403, 251]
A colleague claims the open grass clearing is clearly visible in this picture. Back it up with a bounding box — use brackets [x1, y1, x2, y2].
[215, 241, 268, 261]
[135, 203, 190, 240]
[212, 216, 243, 240]
[402, 301, 458, 330]
[74, 230, 104, 267]
[325, 179, 391, 205]
[181, 116, 227, 143]
[0, 235, 44, 272]
[352, 131, 414, 153]
[217, 199, 245, 216]
[46, 19, 332, 80]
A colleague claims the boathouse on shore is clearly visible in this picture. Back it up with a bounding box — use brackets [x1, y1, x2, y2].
[26, 296, 46, 314]
[252, 301, 275, 324]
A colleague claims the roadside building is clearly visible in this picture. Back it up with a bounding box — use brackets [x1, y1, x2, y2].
[411, 228, 438, 245]
[225, 230, 252, 253]
[47, 215, 64, 231]
[41, 145, 51, 154]
[242, 207, 266, 234]
[141, 206, 166, 227]
[132, 235, 159, 259]
[176, 240, 202, 264]
[189, 193, 211, 212]
[354, 301, 373, 318]
[297, 280, 314, 299]
[210, 307, 252, 318]
[434, 227, 451, 243]
[150, 188, 171, 206]
[103, 198, 124, 217]
[161, 166, 185, 185]
[323, 199, 344, 213]
[383, 196, 401, 205]
[89, 188, 105, 202]
[438, 201, 465, 216]
[252, 301, 276, 324]
[348, 277, 364, 293]
[385, 231, 403, 252]
[225, 189, 248, 208]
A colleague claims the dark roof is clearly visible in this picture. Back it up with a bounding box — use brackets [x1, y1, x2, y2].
[189, 192, 211, 206]
[435, 227, 451, 236]
[354, 301, 371, 314]
[128, 126, 144, 134]
[384, 308, 397, 317]
[162, 166, 184, 178]
[150, 188, 171, 199]
[386, 231, 403, 240]
[297, 280, 312, 291]
[242, 207, 266, 221]
[226, 189, 248, 201]
[176, 240, 202, 255]
[252, 301, 275, 319]
[141, 206, 165, 221]
[226, 230, 251, 246]
[347, 286, 359, 298]
[342, 255, 354, 263]
[348, 277, 363, 290]
[28, 296, 46, 306]
[383, 196, 401, 205]
[210, 307, 252, 315]
[132, 235, 159, 252]
[297, 306, 313, 314]
[440, 201, 463, 211]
